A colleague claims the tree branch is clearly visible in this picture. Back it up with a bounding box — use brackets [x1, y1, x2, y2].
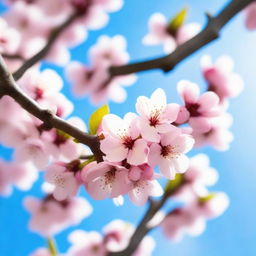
[108, 179, 183, 256]
[109, 0, 254, 77]
[12, 11, 80, 81]
[0, 55, 103, 162]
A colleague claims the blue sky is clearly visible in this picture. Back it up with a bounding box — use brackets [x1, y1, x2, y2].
[1, 0, 256, 255]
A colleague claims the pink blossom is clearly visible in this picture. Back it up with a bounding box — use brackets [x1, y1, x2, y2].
[128, 165, 163, 206]
[100, 113, 149, 165]
[45, 162, 80, 201]
[244, 2, 256, 30]
[0, 17, 20, 54]
[148, 128, 194, 179]
[201, 55, 244, 101]
[24, 195, 92, 237]
[42, 117, 85, 161]
[103, 219, 155, 255]
[103, 219, 134, 252]
[192, 112, 234, 151]
[14, 138, 51, 169]
[142, 13, 201, 53]
[177, 80, 220, 132]
[18, 67, 63, 104]
[197, 192, 230, 219]
[66, 36, 136, 104]
[136, 88, 179, 142]
[82, 162, 131, 200]
[161, 192, 229, 241]
[133, 236, 155, 256]
[0, 159, 38, 196]
[173, 154, 218, 202]
[67, 230, 106, 256]
[161, 208, 206, 242]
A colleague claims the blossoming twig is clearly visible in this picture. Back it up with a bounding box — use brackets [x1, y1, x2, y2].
[12, 11, 80, 81]
[0, 55, 103, 162]
[109, 0, 254, 76]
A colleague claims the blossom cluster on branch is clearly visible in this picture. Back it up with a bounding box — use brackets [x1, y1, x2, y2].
[0, 0, 256, 255]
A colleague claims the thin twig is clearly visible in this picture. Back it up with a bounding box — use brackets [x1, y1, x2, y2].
[2, 53, 25, 61]
[109, 0, 254, 76]
[12, 12, 80, 81]
[0, 55, 103, 162]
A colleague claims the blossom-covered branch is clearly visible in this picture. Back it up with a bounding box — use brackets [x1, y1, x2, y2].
[12, 11, 79, 81]
[108, 180, 179, 256]
[0, 55, 103, 162]
[109, 0, 254, 76]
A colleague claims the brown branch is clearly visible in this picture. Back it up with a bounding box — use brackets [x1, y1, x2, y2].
[2, 53, 25, 61]
[109, 0, 254, 77]
[107, 2, 256, 254]
[12, 11, 80, 81]
[108, 179, 184, 256]
[0, 55, 103, 162]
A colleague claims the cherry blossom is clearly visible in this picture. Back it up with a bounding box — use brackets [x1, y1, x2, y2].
[148, 127, 194, 179]
[66, 35, 136, 104]
[24, 195, 92, 237]
[0, 17, 20, 54]
[201, 55, 244, 102]
[136, 88, 179, 142]
[67, 230, 106, 256]
[161, 192, 229, 241]
[142, 12, 201, 53]
[176, 80, 220, 133]
[192, 112, 234, 151]
[100, 113, 148, 165]
[82, 162, 131, 200]
[67, 219, 155, 256]
[244, 2, 256, 30]
[45, 162, 80, 201]
[173, 154, 219, 202]
[128, 165, 163, 206]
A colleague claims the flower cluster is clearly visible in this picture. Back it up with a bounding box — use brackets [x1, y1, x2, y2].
[0, 66, 90, 194]
[176, 54, 243, 151]
[30, 219, 155, 256]
[24, 194, 92, 237]
[0, 159, 37, 196]
[1, 0, 123, 67]
[161, 154, 229, 241]
[66, 35, 136, 104]
[143, 12, 201, 53]
[82, 88, 194, 205]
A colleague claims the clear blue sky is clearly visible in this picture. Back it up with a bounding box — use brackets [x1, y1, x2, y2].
[1, 0, 256, 255]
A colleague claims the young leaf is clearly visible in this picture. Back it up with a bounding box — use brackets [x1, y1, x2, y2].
[164, 173, 184, 195]
[167, 8, 188, 36]
[198, 193, 216, 204]
[89, 104, 110, 135]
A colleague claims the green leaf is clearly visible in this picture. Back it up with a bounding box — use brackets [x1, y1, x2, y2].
[47, 238, 58, 256]
[164, 173, 184, 194]
[198, 193, 216, 204]
[89, 104, 110, 135]
[167, 8, 188, 36]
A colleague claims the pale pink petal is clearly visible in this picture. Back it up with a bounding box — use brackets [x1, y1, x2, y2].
[127, 139, 148, 165]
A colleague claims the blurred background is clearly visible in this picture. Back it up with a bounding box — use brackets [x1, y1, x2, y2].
[1, 0, 256, 255]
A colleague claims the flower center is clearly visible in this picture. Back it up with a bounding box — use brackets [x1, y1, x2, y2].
[186, 103, 201, 117]
[104, 168, 116, 186]
[122, 136, 135, 150]
[149, 112, 160, 127]
[34, 87, 44, 101]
